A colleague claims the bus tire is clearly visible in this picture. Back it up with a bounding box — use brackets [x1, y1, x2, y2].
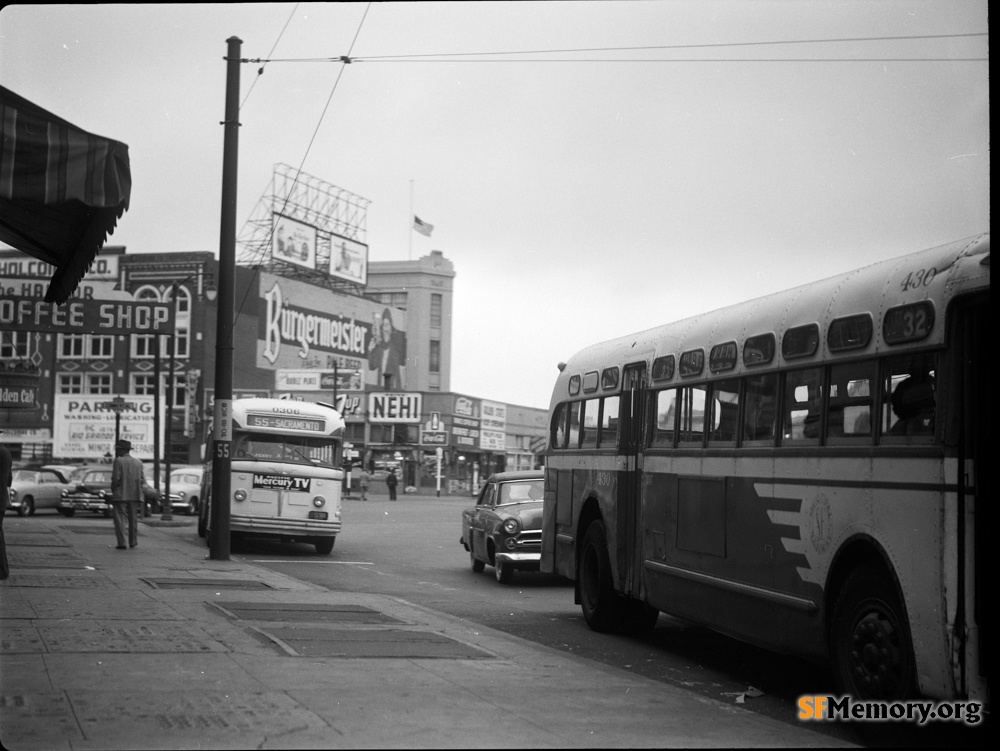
[579, 520, 624, 633]
[314, 537, 335, 555]
[622, 599, 659, 636]
[831, 566, 916, 701]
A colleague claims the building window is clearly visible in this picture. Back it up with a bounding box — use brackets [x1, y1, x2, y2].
[59, 334, 86, 358]
[133, 373, 156, 396]
[90, 335, 114, 359]
[58, 373, 84, 394]
[429, 340, 440, 373]
[430, 293, 442, 328]
[87, 373, 113, 394]
[1, 331, 31, 359]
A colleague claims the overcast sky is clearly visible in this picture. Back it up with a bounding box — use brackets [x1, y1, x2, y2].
[0, 1, 989, 409]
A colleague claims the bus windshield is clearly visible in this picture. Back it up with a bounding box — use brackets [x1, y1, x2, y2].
[233, 432, 337, 467]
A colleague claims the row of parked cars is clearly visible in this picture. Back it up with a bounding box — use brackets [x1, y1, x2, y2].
[5, 463, 206, 518]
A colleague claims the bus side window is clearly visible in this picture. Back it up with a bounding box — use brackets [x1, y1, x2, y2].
[600, 395, 620, 448]
[782, 368, 822, 444]
[743, 373, 777, 444]
[678, 385, 708, 445]
[827, 361, 875, 442]
[567, 401, 581, 449]
[708, 379, 740, 445]
[581, 398, 600, 448]
[652, 389, 677, 447]
[551, 403, 567, 449]
[882, 354, 937, 441]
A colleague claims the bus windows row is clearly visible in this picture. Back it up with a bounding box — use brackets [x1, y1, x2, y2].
[550, 353, 937, 450]
[654, 353, 936, 448]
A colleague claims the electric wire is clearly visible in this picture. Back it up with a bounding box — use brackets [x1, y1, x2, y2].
[240, 2, 300, 111]
[233, 2, 372, 326]
[244, 31, 988, 65]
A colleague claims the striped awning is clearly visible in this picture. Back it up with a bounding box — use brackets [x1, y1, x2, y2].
[0, 85, 131, 303]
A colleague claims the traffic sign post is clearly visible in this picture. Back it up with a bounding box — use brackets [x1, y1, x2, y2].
[102, 395, 131, 449]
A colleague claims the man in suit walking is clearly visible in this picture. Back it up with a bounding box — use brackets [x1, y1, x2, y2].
[110, 439, 144, 549]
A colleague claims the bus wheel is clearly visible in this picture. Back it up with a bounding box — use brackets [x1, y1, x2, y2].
[622, 599, 659, 636]
[579, 520, 624, 633]
[831, 567, 916, 701]
[314, 537, 334, 555]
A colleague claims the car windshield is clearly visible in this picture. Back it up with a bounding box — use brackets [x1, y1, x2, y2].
[171, 472, 200, 484]
[497, 479, 544, 505]
[83, 471, 111, 484]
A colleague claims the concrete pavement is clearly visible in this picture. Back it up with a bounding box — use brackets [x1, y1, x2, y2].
[0, 506, 851, 749]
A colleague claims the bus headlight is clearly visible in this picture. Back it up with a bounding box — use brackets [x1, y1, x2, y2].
[234, 489, 247, 502]
[503, 518, 520, 535]
[312, 496, 326, 508]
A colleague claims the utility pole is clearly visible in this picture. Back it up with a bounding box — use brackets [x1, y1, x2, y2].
[209, 36, 241, 560]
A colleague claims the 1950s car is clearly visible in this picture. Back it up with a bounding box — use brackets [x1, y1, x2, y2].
[7, 468, 74, 516]
[461, 470, 545, 584]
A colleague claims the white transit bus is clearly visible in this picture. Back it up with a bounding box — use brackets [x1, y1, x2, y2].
[541, 233, 989, 702]
[200, 398, 346, 554]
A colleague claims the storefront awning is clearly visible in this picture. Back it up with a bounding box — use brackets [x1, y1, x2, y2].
[0, 85, 131, 303]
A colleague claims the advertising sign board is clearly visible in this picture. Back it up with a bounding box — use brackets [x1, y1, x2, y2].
[53, 395, 165, 460]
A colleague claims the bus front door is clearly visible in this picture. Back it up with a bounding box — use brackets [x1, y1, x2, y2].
[617, 363, 647, 598]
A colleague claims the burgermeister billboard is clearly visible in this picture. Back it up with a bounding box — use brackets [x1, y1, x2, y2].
[256, 272, 408, 390]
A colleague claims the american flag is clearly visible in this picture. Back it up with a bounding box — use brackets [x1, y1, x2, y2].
[413, 215, 434, 237]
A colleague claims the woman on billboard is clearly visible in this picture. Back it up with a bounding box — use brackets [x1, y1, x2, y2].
[368, 308, 404, 390]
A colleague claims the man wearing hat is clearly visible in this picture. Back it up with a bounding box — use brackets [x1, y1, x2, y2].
[1, 429, 12, 578]
[110, 439, 143, 549]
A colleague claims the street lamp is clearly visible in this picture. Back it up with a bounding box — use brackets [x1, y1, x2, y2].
[161, 271, 217, 521]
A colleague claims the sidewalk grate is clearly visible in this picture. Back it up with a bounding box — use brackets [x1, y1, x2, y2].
[142, 578, 274, 590]
[7, 550, 89, 569]
[211, 601, 403, 624]
[61, 527, 115, 535]
[257, 627, 494, 659]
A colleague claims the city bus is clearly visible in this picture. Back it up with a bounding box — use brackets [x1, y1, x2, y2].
[200, 398, 346, 554]
[541, 233, 989, 703]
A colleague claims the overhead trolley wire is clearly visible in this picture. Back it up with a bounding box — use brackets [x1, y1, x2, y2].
[243, 31, 989, 65]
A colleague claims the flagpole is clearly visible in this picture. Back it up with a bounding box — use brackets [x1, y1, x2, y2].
[408, 179, 414, 261]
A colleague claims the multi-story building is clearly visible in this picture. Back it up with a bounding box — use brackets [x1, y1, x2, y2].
[1, 246, 545, 492]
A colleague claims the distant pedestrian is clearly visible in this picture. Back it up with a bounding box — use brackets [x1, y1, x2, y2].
[360, 468, 371, 502]
[386, 468, 398, 501]
[1, 430, 13, 579]
[110, 439, 144, 549]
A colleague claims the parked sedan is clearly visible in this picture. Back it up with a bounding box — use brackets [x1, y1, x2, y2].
[165, 465, 204, 515]
[461, 470, 545, 584]
[59, 465, 113, 517]
[7, 468, 73, 516]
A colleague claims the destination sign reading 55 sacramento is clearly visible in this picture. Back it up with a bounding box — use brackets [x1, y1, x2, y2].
[246, 414, 325, 432]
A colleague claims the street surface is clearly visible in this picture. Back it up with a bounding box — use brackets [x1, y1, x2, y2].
[7, 499, 987, 748]
[189, 494, 986, 748]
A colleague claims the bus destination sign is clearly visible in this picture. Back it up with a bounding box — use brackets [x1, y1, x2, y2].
[246, 413, 325, 432]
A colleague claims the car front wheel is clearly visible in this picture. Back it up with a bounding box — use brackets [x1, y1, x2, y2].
[470, 543, 485, 573]
[495, 558, 514, 584]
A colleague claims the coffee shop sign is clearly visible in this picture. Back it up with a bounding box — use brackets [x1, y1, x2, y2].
[0, 297, 171, 333]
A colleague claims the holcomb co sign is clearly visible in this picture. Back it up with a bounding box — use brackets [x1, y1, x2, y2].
[0, 296, 171, 333]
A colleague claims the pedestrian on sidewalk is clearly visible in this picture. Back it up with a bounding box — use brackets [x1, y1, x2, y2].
[110, 439, 143, 549]
[386, 468, 398, 501]
[360, 467, 371, 502]
[0, 431, 12, 579]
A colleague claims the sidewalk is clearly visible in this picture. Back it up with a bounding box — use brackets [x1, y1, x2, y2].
[0, 512, 851, 750]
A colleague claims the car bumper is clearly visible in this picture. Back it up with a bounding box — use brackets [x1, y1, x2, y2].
[494, 551, 541, 569]
[59, 498, 109, 512]
[230, 516, 341, 538]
